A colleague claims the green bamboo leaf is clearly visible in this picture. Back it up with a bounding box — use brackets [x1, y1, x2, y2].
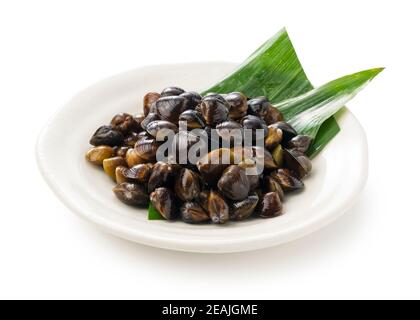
[201, 28, 341, 156]
[283, 68, 384, 140]
[203, 28, 313, 103]
[148, 203, 164, 220]
[306, 115, 340, 158]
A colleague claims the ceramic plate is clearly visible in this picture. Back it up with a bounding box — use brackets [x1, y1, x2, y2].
[36, 62, 368, 253]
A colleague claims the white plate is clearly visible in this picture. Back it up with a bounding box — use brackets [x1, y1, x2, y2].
[36, 62, 368, 253]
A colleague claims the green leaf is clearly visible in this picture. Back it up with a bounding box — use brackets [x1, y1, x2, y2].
[203, 28, 313, 103]
[201, 28, 341, 155]
[148, 203, 164, 220]
[306, 114, 341, 158]
[280, 67, 384, 140]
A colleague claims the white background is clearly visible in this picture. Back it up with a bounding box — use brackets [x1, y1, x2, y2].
[0, 0, 419, 300]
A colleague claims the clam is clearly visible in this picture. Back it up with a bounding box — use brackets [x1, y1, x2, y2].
[141, 112, 160, 131]
[262, 175, 284, 200]
[225, 92, 248, 119]
[111, 113, 135, 134]
[240, 115, 268, 140]
[247, 96, 270, 118]
[258, 192, 283, 218]
[270, 168, 304, 191]
[86, 146, 115, 165]
[179, 110, 205, 129]
[134, 136, 159, 162]
[253, 146, 278, 170]
[124, 163, 153, 184]
[271, 145, 284, 167]
[160, 86, 185, 97]
[148, 162, 177, 193]
[143, 92, 161, 116]
[217, 165, 250, 201]
[115, 166, 130, 184]
[207, 190, 230, 224]
[264, 125, 283, 150]
[172, 131, 204, 165]
[198, 95, 230, 126]
[155, 96, 188, 123]
[150, 187, 177, 220]
[126, 148, 146, 167]
[113, 183, 149, 207]
[283, 149, 312, 178]
[103, 156, 127, 181]
[264, 106, 284, 125]
[90, 125, 124, 147]
[175, 168, 201, 201]
[238, 160, 261, 191]
[198, 190, 210, 213]
[146, 120, 178, 139]
[133, 114, 146, 132]
[114, 146, 129, 158]
[230, 194, 259, 221]
[180, 202, 210, 224]
[270, 121, 297, 142]
[124, 131, 140, 147]
[286, 135, 313, 154]
[180, 91, 202, 109]
[215, 120, 243, 145]
[196, 148, 233, 186]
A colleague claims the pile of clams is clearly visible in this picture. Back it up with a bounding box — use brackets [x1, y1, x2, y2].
[86, 87, 312, 224]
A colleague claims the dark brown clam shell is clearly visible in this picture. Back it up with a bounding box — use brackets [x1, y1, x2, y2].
[207, 190, 229, 224]
[283, 149, 312, 178]
[155, 96, 188, 123]
[240, 115, 268, 140]
[270, 121, 297, 142]
[179, 110, 205, 129]
[160, 86, 185, 97]
[264, 106, 284, 125]
[180, 91, 202, 110]
[247, 96, 270, 118]
[124, 163, 153, 184]
[217, 165, 250, 201]
[134, 136, 159, 162]
[270, 168, 304, 192]
[113, 183, 149, 207]
[175, 168, 201, 201]
[111, 113, 135, 134]
[225, 92, 248, 119]
[141, 112, 160, 131]
[196, 148, 232, 186]
[238, 160, 261, 191]
[124, 131, 140, 147]
[198, 95, 230, 126]
[143, 92, 161, 116]
[230, 194, 259, 221]
[258, 192, 283, 218]
[215, 120, 243, 144]
[90, 125, 124, 147]
[172, 131, 205, 165]
[262, 175, 284, 200]
[146, 120, 178, 138]
[150, 187, 177, 220]
[181, 202, 210, 224]
[148, 162, 177, 193]
[286, 135, 313, 154]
